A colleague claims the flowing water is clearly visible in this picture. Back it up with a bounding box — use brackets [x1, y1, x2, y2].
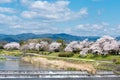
[0, 56, 119, 80]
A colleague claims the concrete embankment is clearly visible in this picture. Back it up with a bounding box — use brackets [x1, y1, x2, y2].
[21, 56, 96, 74]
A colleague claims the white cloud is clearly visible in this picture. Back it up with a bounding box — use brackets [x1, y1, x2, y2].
[0, 14, 21, 25]
[118, 25, 120, 29]
[76, 22, 108, 31]
[0, 13, 62, 34]
[30, 0, 70, 11]
[0, 7, 16, 13]
[70, 22, 120, 36]
[20, 0, 33, 6]
[21, 1, 88, 22]
[0, 11, 119, 36]
[65, 22, 115, 36]
[21, 11, 37, 18]
[0, 0, 12, 4]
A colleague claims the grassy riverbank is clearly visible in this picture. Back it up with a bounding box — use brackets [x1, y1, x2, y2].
[38, 51, 120, 62]
[0, 57, 6, 60]
[24, 51, 120, 72]
[0, 49, 119, 73]
[0, 50, 22, 56]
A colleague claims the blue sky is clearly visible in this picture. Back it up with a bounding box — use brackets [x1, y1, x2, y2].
[0, 0, 120, 36]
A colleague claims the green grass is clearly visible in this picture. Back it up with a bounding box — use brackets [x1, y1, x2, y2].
[38, 52, 120, 62]
[26, 51, 119, 63]
[84, 54, 120, 61]
[48, 52, 59, 56]
[0, 57, 6, 60]
[0, 50, 22, 56]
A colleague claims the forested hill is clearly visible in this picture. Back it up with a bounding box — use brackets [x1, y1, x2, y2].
[0, 33, 118, 42]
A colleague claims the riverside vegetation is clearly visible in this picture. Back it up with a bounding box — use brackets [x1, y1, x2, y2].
[1, 35, 120, 74]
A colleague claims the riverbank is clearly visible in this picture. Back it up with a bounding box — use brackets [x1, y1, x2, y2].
[22, 56, 96, 74]
[20, 52, 120, 75]
[0, 50, 22, 56]
[0, 49, 119, 74]
[0, 57, 6, 60]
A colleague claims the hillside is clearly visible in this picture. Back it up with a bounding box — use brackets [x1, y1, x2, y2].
[0, 33, 104, 42]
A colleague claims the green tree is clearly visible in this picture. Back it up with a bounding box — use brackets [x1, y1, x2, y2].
[56, 39, 66, 51]
[19, 40, 25, 46]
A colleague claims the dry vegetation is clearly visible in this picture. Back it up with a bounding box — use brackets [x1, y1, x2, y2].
[22, 56, 96, 74]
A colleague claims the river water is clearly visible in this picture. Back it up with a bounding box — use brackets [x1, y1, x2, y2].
[0, 60, 44, 70]
[0, 56, 52, 70]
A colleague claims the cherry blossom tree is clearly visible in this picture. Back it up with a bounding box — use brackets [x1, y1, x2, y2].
[89, 35, 119, 55]
[89, 43, 103, 54]
[49, 42, 61, 52]
[35, 41, 49, 51]
[4, 42, 20, 50]
[28, 43, 37, 50]
[64, 41, 80, 52]
[80, 48, 90, 57]
[79, 39, 92, 49]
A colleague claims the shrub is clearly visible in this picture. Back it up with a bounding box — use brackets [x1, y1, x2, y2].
[67, 67, 77, 71]
[40, 52, 51, 55]
[58, 52, 74, 57]
[114, 58, 120, 64]
[26, 50, 39, 53]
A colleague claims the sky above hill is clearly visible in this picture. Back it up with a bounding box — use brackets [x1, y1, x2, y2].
[0, 0, 120, 36]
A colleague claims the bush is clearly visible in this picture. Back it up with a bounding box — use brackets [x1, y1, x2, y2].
[26, 50, 39, 53]
[67, 67, 76, 71]
[58, 52, 74, 57]
[114, 58, 120, 64]
[40, 52, 51, 55]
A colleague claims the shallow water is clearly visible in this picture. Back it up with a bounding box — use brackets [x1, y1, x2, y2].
[0, 56, 52, 70]
[0, 60, 44, 70]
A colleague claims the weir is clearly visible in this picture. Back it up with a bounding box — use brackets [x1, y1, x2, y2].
[0, 70, 119, 79]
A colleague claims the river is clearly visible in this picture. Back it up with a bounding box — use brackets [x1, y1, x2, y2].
[0, 56, 54, 70]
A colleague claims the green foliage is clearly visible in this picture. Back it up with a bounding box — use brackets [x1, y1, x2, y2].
[0, 46, 4, 49]
[0, 50, 22, 56]
[48, 52, 59, 56]
[56, 39, 66, 51]
[73, 48, 80, 53]
[41, 38, 52, 43]
[58, 52, 74, 57]
[80, 53, 120, 61]
[26, 50, 39, 53]
[67, 67, 77, 71]
[19, 40, 25, 45]
[113, 58, 120, 64]
[56, 39, 65, 46]
[72, 53, 80, 58]
[0, 57, 6, 60]
[39, 51, 51, 55]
